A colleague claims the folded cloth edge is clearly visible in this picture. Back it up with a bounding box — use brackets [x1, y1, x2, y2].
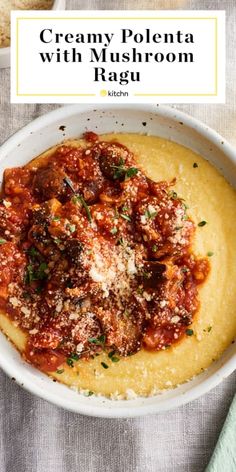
[205, 394, 236, 472]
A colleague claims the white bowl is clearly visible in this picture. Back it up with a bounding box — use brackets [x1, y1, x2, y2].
[0, 104, 235, 417]
[0, 0, 66, 69]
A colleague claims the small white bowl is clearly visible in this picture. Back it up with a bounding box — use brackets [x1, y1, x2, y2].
[0, 0, 66, 69]
[0, 104, 235, 417]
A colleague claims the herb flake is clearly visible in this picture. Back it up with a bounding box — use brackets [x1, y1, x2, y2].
[145, 209, 157, 220]
[207, 251, 214, 257]
[68, 224, 76, 233]
[186, 329, 194, 336]
[108, 350, 120, 362]
[125, 167, 138, 179]
[72, 195, 92, 223]
[56, 369, 64, 374]
[169, 191, 178, 200]
[120, 213, 131, 222]
[63, 176, 92, 223]
[66, 353, 79, 367]
[111, 159, 138, 180]
[88, 334, 106, 346]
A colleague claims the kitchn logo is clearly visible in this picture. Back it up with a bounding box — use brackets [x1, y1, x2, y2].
[100, 89, 129, 97]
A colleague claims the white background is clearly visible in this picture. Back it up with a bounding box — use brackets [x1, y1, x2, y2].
[11, 10, 225, 103]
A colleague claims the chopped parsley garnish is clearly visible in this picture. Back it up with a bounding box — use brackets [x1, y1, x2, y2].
[145, 209, 157, 219]
[53, 238, 62, 245]
[25, 265, 35, 284]
[125, 167, 138, 179]
[110, 227, 118, 235]
[120, 213, 131, 222]
[84, 390, 94, 397]
[56, 369, 64, 374]
[66, 353, 79, 367]
[152, 244, 157, 252]
[204, 326, 212, 333]
[113, 208, 119, 219]
[67, 224, 76, 233]
[207, 251, 214, 257]
[112, 158, 125, 179]
[193, 163, 198, 168]
[71, 195, 79, 205]
[186, 328, 194, 336]
[37, 262, 48, 280]
[0, 238, 7, 245]
[111, 356, 119, 363]
[169, 191, 178, 200]
[111, 158, 138, 180]
[198, 221, 207, 227]
[117, 237, 125, 246]
[27, 247, 39, 258]
[25, 260, 48, 285]
[108, 351, 120, 362]
[88, 334, 106, 346]
[66, 358, 74, 367]
[52, 216, 61, 221]
[111, 357, 120, 363]
[101, 362, 109, 369]
[72, 194, 92, 223]
[108, 350, 115, 358]
[63, 176, 92, 223]
[70, 353, 80, 360]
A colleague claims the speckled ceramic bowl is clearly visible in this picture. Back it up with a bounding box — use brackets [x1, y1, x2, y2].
[0, 104, 235, 417]
[0, 0, 66, 69]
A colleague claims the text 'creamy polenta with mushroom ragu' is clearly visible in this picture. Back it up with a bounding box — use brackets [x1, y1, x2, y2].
[0, 132, 236, 399]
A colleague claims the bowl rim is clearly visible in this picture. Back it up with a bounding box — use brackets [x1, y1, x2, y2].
[0, 103, 235, 417]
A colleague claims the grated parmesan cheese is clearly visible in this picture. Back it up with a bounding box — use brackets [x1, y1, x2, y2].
[9, 296, 20, 307]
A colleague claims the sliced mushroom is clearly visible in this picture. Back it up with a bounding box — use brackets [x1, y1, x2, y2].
[65, 238, 84, 266]
[141, 261, 167, 288]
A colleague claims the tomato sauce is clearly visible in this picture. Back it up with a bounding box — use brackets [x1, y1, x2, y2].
[0, 133, 209, 372]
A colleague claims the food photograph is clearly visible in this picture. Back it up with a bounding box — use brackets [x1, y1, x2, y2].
[0, 1, 235, 472]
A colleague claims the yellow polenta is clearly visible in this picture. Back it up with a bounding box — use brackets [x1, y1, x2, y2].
[1, 133, 236, 398]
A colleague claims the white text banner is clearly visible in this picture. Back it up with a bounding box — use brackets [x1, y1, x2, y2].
[11, 10, 225, 103]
